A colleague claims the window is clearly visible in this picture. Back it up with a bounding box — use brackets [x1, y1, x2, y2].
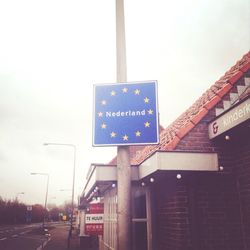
[101, 185, 152, 250]
[132, 186, 152, 250]
[103, 188, 117, 250]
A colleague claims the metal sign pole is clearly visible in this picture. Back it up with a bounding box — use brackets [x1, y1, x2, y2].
[116, 0, 131, 249]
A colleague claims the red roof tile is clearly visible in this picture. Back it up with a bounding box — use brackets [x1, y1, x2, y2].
[133, 51, 250, 165]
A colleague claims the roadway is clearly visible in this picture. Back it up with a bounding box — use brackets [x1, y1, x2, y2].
[0, 223, 49, 250]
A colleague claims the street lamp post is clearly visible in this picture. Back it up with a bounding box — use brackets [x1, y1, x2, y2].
[15, 192, 24, 224]
[30, 172, 49, 229]
[44, 142, 76, 249]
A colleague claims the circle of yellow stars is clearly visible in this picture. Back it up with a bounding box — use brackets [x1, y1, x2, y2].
[97, 86, 155, 141]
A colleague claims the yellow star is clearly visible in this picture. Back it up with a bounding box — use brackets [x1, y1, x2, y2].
[111, 90, 116, 96]
[144, 97, 150, 103]
[101, 123, 107, 129]
[98, 112, 103, 117]
[110, 132, 116, 138]
[135, 131, 141, 137]
[134, 89, 140, 95]
[144, 122, 150, 128]
[148, 109, 153, 115]
[101, 100, 107, 105]
[122, 87, 128, 93]
[122, 135, 128, 141]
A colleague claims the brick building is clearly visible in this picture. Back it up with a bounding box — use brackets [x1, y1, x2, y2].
[81, 51, 250, 250]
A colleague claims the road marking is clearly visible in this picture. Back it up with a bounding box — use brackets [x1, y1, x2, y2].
[0, 237, 7, 241]
[36, 237, 51, 250]
[12, 234, 18, 238]
[20, 230, 30, 235]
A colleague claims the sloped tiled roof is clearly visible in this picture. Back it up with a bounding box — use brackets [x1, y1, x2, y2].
[133, 51, 250, 165]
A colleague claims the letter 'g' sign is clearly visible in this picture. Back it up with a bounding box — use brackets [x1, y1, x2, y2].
[212, 122, 218, 134]
[93, 81, 159, 146]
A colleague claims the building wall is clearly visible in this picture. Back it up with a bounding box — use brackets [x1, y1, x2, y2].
[153, 177, 192, 250]
[153, 75, 250, 249]
[195, 174, 244, 250]
[232, 136, 250, 249]
[153, 172, 245, 250]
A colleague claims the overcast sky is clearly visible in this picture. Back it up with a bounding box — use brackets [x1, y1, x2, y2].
[0, 0, 249, 206]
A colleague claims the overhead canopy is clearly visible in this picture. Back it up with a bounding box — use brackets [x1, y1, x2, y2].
[139, 151, 218, 179]
[83, 151, 218, 199]
[83, 164, 139, 198]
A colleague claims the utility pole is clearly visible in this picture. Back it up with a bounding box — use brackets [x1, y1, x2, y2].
[116, 0, 131, 249]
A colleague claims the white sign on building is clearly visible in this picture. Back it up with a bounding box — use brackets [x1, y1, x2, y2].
[85, 214, 103, 224]
[208, 97, 250, 139]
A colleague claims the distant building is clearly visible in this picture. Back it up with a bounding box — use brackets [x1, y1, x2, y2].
[81, 51, 250, 250]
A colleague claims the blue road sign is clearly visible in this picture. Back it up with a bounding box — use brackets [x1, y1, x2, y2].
[93, 81, 159, 146]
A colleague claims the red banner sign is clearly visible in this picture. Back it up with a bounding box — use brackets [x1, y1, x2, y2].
[85, 203, 104, 236]
[85, 224, 103, 235]
[88, 203, 104, 214]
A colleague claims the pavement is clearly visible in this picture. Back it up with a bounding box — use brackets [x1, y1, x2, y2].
[43, 223, 81, 250]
